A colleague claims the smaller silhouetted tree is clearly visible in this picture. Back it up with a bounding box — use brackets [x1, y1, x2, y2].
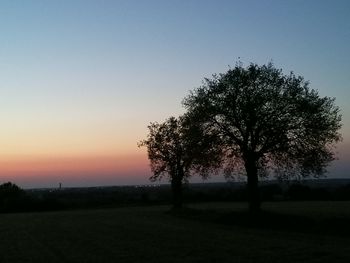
[139, 116, 222, 209]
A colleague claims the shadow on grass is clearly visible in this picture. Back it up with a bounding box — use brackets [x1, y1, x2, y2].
[167, 207, 350, 237]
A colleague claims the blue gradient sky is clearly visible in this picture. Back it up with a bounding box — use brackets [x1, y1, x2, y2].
[0, 0, 349, 188]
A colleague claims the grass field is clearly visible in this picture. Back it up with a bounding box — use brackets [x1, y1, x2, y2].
[0, 202, 349, 262]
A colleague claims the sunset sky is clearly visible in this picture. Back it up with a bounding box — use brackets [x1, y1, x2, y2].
[0, 0, 349, 188]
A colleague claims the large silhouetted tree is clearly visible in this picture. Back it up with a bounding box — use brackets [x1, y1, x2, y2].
[139, 116, 222, 209]
[183, 62, 342, 212]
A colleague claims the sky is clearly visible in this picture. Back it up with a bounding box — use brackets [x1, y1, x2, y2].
[0, 0, 349, 188]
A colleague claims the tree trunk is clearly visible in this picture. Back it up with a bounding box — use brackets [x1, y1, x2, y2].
[245, 158, 261, 213]
[171, 173, 183, 209]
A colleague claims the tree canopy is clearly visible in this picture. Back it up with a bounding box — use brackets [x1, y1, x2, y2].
[183, 62, 342, 211]
[139, 116, 222, 208]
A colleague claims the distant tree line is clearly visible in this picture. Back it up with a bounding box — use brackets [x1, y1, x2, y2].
[139, 62, 342, 211]
[1, 181, 350, 213]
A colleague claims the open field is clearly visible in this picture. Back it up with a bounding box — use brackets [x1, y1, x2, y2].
[0, 202, 349, 262]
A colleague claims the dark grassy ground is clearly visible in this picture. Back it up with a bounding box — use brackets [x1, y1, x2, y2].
[0, 202, 349, 262]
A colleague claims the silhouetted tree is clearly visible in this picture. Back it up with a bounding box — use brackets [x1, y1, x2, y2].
[183, 62, 342, 212]
[139, 116, 222, 209]
[0, 182, 26, 212]
[0, 182, 24, 198]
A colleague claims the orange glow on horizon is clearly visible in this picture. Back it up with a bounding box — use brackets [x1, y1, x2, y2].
[0, 153, 150, 177]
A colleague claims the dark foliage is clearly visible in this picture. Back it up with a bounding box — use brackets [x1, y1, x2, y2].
[139, 116, 222, 208]
[0, 182, 28, 212]
[183, 62, 342, 211]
